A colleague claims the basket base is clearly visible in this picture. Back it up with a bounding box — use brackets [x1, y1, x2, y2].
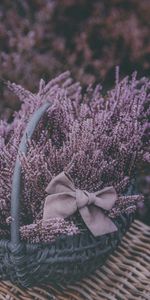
[0, 220, 149, 299]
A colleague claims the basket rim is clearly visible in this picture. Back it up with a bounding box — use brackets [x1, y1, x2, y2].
[0, 212, 134, 287]
[0, 212, 132, 251]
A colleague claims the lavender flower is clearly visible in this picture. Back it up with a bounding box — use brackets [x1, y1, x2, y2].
[0, 71, 149, 242]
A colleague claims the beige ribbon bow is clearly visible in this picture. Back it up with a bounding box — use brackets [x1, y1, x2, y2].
[43, 172, 118, 236]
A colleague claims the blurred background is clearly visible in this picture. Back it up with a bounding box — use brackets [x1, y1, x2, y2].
[0, 0, 149, 223]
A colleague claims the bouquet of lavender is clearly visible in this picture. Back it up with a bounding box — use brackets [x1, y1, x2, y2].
[0, 70, 149, 244]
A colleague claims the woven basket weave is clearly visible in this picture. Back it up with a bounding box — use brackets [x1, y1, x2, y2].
[0, 103, 136, 287]
[0, 220, 149, 300]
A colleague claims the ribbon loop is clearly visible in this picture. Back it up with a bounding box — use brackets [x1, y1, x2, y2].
[43, 172, 118, 236]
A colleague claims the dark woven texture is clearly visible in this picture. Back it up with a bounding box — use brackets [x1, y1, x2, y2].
[0, 212, 134, 287]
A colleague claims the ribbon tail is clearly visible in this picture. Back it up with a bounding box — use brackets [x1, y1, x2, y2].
[79, 206, 118, 237]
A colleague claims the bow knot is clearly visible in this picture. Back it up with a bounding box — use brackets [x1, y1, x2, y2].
[87, 192, 96, 206]
[43, 172, 118, 236]
[76, 190, 95, 209]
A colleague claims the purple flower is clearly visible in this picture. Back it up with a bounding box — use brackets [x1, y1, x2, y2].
[0, 71, 149, 241]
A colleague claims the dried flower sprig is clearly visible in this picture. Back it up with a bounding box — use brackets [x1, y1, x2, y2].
[20, 218, 79, 244]
[0, 71, 149, 242]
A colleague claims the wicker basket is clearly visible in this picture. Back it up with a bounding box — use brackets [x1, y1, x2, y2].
[0, 102, 136, 287]
[1, 220, 149, 300]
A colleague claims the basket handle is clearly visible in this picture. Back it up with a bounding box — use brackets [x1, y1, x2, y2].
[11, 102, 51, 247]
